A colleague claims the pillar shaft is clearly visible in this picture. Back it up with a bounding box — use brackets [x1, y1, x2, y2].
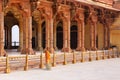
[62, 20, 68, 51]
[81, 21, 85, 51]
[104, 26, 110, 49]
[76, 21, 82, 51]
[49, 18, 54, 53]
[90, 23, 94, 50]
[67, 18, 71, 52]
[0, 12, 6, 56]
[28, 17, 35, 54]
[76, 20, 85, 51]
[45, 19, 50, 49]
[62, 18, 71, 52]
[45, 18, 54, 53]
[21, 16, 34, 54]
[37, 22, 43, 51]
[18, 23, 23, 51]
[53, 22, 58, 50]
[94, 22, 97, 50]
[90, 22, 97, 50]
[8, 27, 11, 49]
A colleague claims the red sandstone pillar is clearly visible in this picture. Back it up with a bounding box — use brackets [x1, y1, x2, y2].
[37, 22, 43, 51]
[76, 21, 82, 51]
[45, 17, 54, 53]
[67, 17, 71, 52]
[90, 22, 94, 50]
[105, 26, 110, 49]
[21, 16, 35, 54]
[62, 18, 71, 52]
[53, 22, 58, 50]
[94, 22, 97, 50]
[28, 16, 35, 54]
[81, 21, 85, 51]
[104, 25, 110, 49]
[8, 27, 11, 49]
[49, 18, 54, 53]
[45, 18, 50, 50]
[108, 27, 110, 48]
[0, 12, 6, 56]
[90, 22, 97, 50]
[62, 19, 68, 52]
[18, 23, 23, 52]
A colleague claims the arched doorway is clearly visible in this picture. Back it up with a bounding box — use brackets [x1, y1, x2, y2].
[12, 25, 19, 49]
[4, 11, 19, 50]
[56, 22, 63, 49]
[42, 21, 46, 49]
[70, 25, 77, 49]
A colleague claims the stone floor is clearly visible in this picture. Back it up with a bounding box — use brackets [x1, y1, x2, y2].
[0, 58, 120, 80]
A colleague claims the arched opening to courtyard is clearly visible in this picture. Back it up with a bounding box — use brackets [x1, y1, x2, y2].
[11, 25, 19, 49]
[70, 25, 77, 49]
[4, 11, 20, 51]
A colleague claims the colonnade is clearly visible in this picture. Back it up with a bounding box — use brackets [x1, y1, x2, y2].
[0, 0, 112, 56]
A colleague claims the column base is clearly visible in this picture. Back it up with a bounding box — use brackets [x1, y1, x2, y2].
[76, 47, 81, 51]
[90, 47, 97, 51]
[21, 48, 35, 55]
[62, 47, 71, 52]
[17, 47, 22, 52]
[44, 47, 54, 54]
[76, 47, 85, 51]
[36, 47, 43, 51]
[0, 50, 6, 56]
[54, 46, 58, 51]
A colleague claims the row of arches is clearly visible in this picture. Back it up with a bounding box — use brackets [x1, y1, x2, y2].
[4, 15, 105, 51]
[3, 4, 107, 54]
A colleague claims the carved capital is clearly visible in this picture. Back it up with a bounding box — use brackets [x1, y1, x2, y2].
[32, 10, 41, 22]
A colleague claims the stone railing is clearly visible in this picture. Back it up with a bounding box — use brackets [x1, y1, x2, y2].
[0, 49, 119, 74]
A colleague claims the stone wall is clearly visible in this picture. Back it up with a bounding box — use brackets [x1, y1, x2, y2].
[110, 30, 120, 51]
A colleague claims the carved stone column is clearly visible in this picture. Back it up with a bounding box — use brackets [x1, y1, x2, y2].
[104, 25, 110, 49]
[21, 16, 35, 54]
[107, 27, 110, 48]
[76, 8, 85, 51]
[36, 0, 54, 53]
[8, 27, 11, 49]
[94, 22, 97, 50]
[76, 21, 82, 51]
[0, 12, 6, 56]
[62, 19, 68, 52]
[17, 23, 23, 51]
[90, 22, 95, 50]
[28, 16, 35, 54]
[81, 21, 85, 51]
[89, 7, 98, 50]
[45, 18, 50, 50]
[67, 17, 71, 52]
[44, 17, 54, 53]
[37, 21, 43, 51]
[53, 21, 58, 50]
[62, 18, 71, 52]
[90, 22, 97, 50]
[49, 18, 54, 53]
